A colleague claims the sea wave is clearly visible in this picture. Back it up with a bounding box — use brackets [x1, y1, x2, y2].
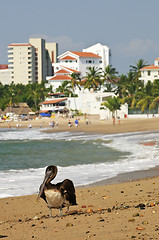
[0, 128, 159, 198]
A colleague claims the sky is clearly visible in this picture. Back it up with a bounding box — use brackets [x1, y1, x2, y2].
[1, 0, 159, 75]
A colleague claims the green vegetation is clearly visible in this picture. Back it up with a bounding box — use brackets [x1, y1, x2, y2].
[101, 96, 121, 116]
[0, 81, 52, 112]
[0, 59, 159, 115]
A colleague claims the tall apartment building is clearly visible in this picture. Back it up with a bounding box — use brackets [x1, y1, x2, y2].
[8, 38, 58, 85]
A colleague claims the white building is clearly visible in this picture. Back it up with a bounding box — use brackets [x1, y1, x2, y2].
[67, 91, 127, 120]
[0, 65, 12, 85]
[40, 98, 67, 113]
[139, 58, 159, 85]
[39, 91, 128, 120]
[7, 38, 58, 85]
[83, 43, 110, 71]
[51, 43, 110, 77]
[46, 43, 110, 91]
[46, 66, 80, 91]
[43, 43, 127, 119]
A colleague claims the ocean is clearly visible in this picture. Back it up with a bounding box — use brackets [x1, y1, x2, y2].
[0, 127, 159, 198]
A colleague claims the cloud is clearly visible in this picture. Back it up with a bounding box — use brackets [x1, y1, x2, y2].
[30, 34, 86, 54]
[113, 38, 159, 57]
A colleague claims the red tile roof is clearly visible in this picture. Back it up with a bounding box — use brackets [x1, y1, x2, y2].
[140, 65, 159, 70]
[8, 44, 32, 47]
[0, 64, 8, 70]
[56, 69, 70, 74]
[155, 58, 159, 60]
[70, 51, 101, 58]
[60, 55, 77, 60]
[41, 98, 67, 105]
[39, 110, 50, 113]
[49, 75, 72, 81]
[61, 66, 80, 73]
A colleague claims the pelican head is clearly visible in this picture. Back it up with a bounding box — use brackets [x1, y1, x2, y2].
[37, 165, 57, 201]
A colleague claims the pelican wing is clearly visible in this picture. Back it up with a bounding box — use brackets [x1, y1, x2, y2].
[58, 179, 77, 205]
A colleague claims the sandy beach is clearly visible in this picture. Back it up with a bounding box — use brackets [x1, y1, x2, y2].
[1, 116, 159, 239]
[1, 115, 159, 135]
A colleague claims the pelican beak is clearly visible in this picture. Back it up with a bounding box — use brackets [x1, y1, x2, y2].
[37, 172, 50, 202]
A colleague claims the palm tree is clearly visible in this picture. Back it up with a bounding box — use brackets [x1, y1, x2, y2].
[103, 65, 118, 82]
[130, 59, 148, 80]
[69, 72, 81, 110]
[102, 65, 118, 92]
[103, 83, 114, 92]
[121, 71, 144, 108]
[26, 83, 44, 111]
[84, 66, 102, 91]
[136, 81, 154, 112]
[149, 79, 159, 111]
[56, 81, 70, 95]
[101, 96, 121, 117]
[114, 74, 128, 98]
[69, 72, 81, 95]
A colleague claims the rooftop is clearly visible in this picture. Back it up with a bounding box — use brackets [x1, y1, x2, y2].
[140, 65, 159, 70]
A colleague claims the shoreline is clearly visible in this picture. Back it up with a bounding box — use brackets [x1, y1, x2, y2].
[83, 165, 159, 188]
[1, 115, 159, 135]
[1, 117, 159, 239]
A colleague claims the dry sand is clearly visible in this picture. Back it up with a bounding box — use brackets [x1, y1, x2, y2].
[1, 116, 159, 239]
[1, 115, 159, 135]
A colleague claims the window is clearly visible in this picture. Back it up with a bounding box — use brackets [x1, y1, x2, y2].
[148, 71, 151, 76]
[99, 60, 102, 63]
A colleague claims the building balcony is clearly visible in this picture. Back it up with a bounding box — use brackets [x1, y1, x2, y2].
[40, 105, 66, 112]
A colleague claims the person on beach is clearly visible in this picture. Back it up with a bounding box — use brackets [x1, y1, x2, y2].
[113, 116, 115, 125]
[51, 121, 55, 128]
[68, 120, 72, 127]
[118, 116, 120, 124]
[75, 118, 78, 127]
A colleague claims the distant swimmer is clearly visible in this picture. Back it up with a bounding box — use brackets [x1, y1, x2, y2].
[37, 165, 77, 217]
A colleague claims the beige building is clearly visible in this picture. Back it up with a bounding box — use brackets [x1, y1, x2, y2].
[7, 38, 58, 85]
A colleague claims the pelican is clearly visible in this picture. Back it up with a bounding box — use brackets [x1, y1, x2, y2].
[37, 165, 77, 217]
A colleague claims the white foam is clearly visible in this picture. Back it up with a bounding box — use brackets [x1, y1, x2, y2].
[1, 128, 159, 198]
